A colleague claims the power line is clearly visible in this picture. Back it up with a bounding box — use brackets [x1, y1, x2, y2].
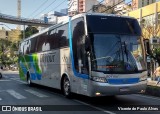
[101, 0, 126, 13]
[32, 0, 57, 18]
[27, 0, 49, 18]
[86, 0, 105, 13]
[90, 0, 118, 13]
[47, 0, 66, 14]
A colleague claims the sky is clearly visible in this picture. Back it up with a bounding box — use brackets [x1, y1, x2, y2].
[0, 0, 67, 18]
[0, 0, 158, 29]
[0, 0, 68, 29]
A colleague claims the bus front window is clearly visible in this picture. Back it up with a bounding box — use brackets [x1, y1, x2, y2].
[89, 34, 146, 74]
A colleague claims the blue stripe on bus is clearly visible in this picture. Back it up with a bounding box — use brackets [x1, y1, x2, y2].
[107, 78, 139, 84]
[68, 17, 89, 79]
[29, 55, 40, 80]
[20, 62, 27, 75]
[29, 55, 42, 80]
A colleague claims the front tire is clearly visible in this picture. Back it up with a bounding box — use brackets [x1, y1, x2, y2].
[63, 76, 72, 98]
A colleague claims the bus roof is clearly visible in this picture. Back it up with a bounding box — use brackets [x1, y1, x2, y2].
[20, 13, 136, 43]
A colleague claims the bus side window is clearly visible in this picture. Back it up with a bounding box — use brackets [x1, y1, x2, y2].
[57, 24, 69, 48]
[23, 40, 30, 54]
[30, 37, 37, 53]
[36, 33, 47, 52]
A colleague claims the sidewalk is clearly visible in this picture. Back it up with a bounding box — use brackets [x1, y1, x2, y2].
[147, 78, 160, 87]
[145, 78, 160, 97]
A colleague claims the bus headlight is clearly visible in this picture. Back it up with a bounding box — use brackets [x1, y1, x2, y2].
[91, 76, 107, 83]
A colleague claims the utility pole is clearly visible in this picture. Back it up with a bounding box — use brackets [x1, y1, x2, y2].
[17, 0, 21, 30]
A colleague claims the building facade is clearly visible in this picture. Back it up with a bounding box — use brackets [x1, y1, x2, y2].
[125, 1, 160, 28]
[68, 0, 79, 16]
[68, 0, 98, 16]
[132, 0, 156, 10]
[78, 0, 98, 13]
[104, 0, 124, 6]
[0, 27, 20, 42]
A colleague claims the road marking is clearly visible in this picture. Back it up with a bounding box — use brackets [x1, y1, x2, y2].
[10, 78, 27, 84]
[133, 94, 160, 101]
[0, 80, 11, 81]
[6, 89, 26, 99]
[0, 90, 6, 92]
[10, 78, 20, 80]
[74, 100, 116, 114]
[25, 89, 48, 98]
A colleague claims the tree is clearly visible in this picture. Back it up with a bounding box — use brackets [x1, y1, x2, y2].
[19, 26, 39, 39]
[0, 38, 18, 66]
[141, 18, 160, 66]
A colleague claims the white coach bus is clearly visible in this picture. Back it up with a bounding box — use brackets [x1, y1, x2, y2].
[18, 13, 147, 97]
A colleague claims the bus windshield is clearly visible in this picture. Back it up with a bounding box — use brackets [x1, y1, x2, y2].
[90, 34, 146, 74]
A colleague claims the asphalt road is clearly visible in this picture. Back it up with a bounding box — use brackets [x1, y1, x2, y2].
[0, 71, 160, 114]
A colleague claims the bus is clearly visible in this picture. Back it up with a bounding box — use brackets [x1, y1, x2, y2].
[18, 13, 147, 97]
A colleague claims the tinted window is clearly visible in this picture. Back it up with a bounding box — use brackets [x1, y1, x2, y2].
[36, 33, 48, 52]
[30, 37, 37, 53]
[86, 15, 141, 35]
[57, 24, 69, 48]
[48, 24, 69, 50]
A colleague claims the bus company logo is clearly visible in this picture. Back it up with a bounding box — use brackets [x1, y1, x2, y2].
[105, 74, 119, 78]
[40, 53, 56, 63]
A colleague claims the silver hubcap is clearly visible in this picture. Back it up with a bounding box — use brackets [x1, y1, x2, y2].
[64, 78, 70, 95]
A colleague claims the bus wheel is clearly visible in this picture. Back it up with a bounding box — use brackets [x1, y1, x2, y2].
[63, 76, 71, 98]
[27, 73, 32, 86]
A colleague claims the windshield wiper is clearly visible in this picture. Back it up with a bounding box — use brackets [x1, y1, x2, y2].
[123, 42, 129, 62]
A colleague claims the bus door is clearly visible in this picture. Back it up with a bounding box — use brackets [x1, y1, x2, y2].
[71, 17, 89, 94]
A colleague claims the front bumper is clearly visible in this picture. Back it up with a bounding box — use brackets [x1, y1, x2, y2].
[89, 80, 147, 97]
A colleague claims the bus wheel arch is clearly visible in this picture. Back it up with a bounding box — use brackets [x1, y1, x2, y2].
[61, 74, 72, 98]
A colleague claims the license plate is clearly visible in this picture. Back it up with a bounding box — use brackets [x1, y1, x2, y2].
[120, 88, 130, 92]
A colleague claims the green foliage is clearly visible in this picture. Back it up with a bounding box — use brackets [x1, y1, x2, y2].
[19, 26, 39, 39]
[152, 47, 160, 66]
[0, 38, 18, 66]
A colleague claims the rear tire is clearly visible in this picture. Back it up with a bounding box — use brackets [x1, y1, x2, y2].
[63, 76, 72, 98]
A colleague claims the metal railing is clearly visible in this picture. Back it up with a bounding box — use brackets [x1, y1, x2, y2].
[0, 13, 53, 27]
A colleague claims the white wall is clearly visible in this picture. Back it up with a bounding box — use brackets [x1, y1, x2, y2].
[68, 0, 78, 13]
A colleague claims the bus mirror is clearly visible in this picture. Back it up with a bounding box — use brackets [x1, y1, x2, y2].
[144, 39, 151, 55]
[85, 36, 91, 51]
